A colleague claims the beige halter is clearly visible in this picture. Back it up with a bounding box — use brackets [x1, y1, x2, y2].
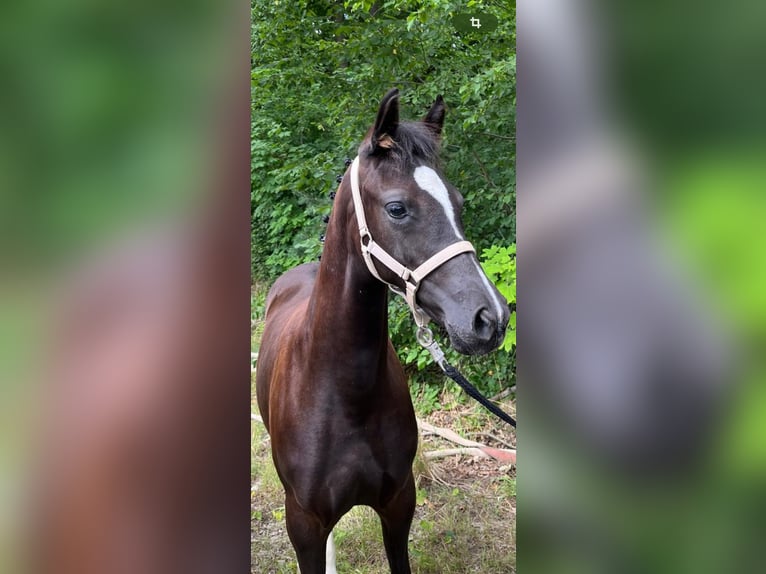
[349, 156, 475, 331]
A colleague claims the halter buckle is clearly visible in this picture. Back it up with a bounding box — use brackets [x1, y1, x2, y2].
[359, 226, 371, 243]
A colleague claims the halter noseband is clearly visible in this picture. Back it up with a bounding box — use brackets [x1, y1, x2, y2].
[349, 156, 475, 330]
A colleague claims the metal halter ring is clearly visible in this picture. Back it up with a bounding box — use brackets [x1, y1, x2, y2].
[416, 326, 434, 347]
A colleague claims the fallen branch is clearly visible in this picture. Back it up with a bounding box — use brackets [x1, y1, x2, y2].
[489, 388, 513, 402]
[481, 447, 516, 463]
[418, 419, 483, 448]
[424, 447, 490, 460]
[418, 419, 516, 464]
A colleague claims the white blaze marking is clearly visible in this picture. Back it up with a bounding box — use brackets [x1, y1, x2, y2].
[413, 166, 463, 239]
[325, 530, 337, 574]
[473, 259, 506, 320]
[413, 166, 503, 321]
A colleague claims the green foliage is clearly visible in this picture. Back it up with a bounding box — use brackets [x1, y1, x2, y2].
[251, 0, 515, 280]
[499, 475, 516, 498]
[414, 382, 442, 415]
[480, 244, 516, 352]
[271, 507, 285, 521]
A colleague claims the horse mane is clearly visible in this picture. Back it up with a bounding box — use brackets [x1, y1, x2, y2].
[362, 120, 441, 170]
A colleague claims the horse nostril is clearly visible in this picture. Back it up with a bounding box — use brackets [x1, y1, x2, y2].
[473, 307, 496, 340]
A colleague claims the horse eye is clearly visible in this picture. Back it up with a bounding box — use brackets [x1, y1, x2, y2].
[385, 202, 408, 219]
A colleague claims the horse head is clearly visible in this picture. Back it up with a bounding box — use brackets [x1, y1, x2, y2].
[349, 89, 510, 355]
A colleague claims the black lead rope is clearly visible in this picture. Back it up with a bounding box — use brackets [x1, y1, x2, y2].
[416, 325, 516, 427]
[440, 362, 517, 427]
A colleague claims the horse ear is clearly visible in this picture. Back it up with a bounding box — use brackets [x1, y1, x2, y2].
[371, 88, 400, 152]
[422, 95, 446, 137]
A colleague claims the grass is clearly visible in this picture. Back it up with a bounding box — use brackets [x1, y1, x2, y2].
[251, 286, 516, 573]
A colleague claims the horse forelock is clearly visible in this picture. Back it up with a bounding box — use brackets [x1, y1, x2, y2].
[362, 121, 441, 171]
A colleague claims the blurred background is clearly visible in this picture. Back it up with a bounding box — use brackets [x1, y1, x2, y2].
[0, 0, 250, 572]
[518, 0, 766, 572]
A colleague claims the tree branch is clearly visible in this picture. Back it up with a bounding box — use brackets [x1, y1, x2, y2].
[478, 132, 515, 141]
[471, 150, 496, 188]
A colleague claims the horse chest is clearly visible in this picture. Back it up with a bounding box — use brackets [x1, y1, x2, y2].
[279, 402, 417, 512]
[322, 450, 412, 518]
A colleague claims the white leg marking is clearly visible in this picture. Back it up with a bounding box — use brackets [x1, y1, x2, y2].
[325, 530, 338, 574]
[413, 166, 463, 239]
[473, 259, 505, 319]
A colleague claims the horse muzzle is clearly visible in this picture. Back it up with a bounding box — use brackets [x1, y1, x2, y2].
[444, 303, 510, 355]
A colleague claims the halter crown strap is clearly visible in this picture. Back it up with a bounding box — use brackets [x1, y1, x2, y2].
[349, 156, 475, 327]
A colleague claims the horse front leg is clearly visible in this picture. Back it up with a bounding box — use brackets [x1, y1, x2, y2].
[284, 492, 332, 574]
[377, 472, 415, 574]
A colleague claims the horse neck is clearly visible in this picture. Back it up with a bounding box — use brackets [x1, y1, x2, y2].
[307, 178, 390, 370]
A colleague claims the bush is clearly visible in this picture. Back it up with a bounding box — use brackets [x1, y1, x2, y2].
[251, 0, 515, 281]
[479, 244, 516, 352]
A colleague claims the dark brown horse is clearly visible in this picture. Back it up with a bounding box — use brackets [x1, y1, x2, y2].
[256, 89, 510, 574]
